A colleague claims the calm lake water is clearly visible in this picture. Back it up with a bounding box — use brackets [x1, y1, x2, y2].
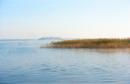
[0, 40, 130, 84]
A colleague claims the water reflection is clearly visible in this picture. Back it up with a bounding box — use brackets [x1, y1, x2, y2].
[52, 48, 130, 54]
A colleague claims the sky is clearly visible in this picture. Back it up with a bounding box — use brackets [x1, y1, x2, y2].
[0, 0, 130, 39]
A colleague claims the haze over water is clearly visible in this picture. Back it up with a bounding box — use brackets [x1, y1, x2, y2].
[0, 0, 130, 84]
[0, 40, 130, 84]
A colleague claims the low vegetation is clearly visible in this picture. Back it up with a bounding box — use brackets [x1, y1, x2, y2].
[48, 38, 130, 48]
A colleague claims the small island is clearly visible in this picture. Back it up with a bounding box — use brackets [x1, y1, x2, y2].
[39, 37, 62, 40]
[45, 38, 130, 49]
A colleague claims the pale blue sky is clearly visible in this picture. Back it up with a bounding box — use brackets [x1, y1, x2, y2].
[0, 0, 130, 39]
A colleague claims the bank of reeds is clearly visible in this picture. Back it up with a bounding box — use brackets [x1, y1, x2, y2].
[47, 39, 130, 48]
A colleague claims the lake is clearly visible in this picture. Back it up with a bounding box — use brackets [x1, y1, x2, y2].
[0, 40, 130, 84]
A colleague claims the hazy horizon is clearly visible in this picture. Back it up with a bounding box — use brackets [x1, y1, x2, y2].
[0, 0, 130, 39]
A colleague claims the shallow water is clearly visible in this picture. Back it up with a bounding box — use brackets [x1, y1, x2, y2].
[0, 40, 130, 84]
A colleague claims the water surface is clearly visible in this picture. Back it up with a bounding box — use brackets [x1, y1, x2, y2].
[0, 40, 130, 84]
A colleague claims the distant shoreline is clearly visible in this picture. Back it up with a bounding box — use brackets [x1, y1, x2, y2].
[44, 38, 130, 49]
[0, 39, 34, 41]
